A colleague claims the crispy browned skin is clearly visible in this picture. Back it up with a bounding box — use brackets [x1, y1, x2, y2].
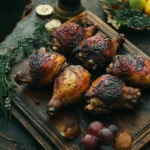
[84, 74, 141, 114]
[107, 55, 150, 87]
[50, 22, 97, 53]
[47, 65, 91, 116]
[72, 34, 125, 70]
[13, 48, 67, 87]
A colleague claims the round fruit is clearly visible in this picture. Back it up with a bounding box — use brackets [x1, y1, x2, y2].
[81, 134, 99, 150]
[129, 0, 146, 11]
[108, 125, 119, 137]
[145, 0, 150, 16]
[98, 128, 113, 144]
[88, 121, 104, 137]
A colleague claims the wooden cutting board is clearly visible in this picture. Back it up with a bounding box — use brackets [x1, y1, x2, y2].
[10, 10, 150, 150]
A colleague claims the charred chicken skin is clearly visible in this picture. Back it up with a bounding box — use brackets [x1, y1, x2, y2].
[72, 34, 125, 70]
[47, 65, 91, 116]
[107, 55, 150, 87]
[14, 48, 67, 87]
[84, 74, 141, 114]
[50, 22, 97, 53]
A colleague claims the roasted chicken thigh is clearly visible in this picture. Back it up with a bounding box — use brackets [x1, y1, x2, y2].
[14, 48, 67, 87]
[107, 55, 150, 87]
[73, 34, 125, 70]
[84, 74, 141, 114]
[47, 65, 91, 116]
[50, 22, 97, 53]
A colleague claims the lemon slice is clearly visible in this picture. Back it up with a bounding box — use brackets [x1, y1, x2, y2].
[36, 4, 53, 16]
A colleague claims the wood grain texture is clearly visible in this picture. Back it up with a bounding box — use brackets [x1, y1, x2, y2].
[10, 10, 150, 150]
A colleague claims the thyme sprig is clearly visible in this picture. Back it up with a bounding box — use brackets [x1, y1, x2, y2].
[0, 23, 51, 118]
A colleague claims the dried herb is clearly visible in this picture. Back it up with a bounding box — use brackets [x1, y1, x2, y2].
[0, 23, 52, 118]
[102, 0, 150, 30]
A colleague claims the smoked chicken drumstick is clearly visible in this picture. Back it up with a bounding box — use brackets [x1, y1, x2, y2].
[47, 65, 91, 116]
[84, 74, 141, 114]
[14, 48, 67, 87]
[50, 22, 97, 53]
[73, 34, 125, 70]
[107, 55, 150, 87]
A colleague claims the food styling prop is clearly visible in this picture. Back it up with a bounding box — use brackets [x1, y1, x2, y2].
[101, 0, 150, 30]
[54, 0, 85, 20]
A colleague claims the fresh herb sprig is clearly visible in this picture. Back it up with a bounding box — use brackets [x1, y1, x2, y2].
[0, 23, 51, 118]
[102, 0, 150, 30]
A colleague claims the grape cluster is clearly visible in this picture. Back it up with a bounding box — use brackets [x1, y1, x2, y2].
[81, 121, 119, 150]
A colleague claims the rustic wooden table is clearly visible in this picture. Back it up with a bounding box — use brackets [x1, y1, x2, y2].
[0, 0, 150, 150]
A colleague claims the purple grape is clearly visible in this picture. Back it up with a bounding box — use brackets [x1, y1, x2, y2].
[88, 121, 104, 137]
[98, 128, 113, 144]
[108, 125, 119, 136]
[81, 134, 99, 150]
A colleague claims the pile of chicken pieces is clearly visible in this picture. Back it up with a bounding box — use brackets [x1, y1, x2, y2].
[14, 22, 150, 116]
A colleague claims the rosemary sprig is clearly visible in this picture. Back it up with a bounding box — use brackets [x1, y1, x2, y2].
[0, 23, 51, 118]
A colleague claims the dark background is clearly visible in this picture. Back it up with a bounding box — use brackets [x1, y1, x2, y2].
[0, 0, 26, 42]
[0, 0, 150, 149]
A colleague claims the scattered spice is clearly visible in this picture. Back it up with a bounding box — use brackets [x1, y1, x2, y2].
[114, 131, 132, 150]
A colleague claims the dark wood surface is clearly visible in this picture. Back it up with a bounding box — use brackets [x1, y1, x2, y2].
[10, 10, 150, 150]
[0, 0, 150, 150]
